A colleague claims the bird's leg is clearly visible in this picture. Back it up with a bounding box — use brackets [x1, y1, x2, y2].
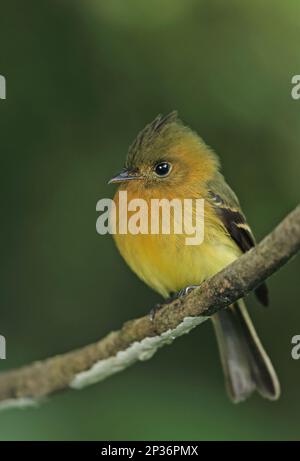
[149, 292, 177, 322]
[149, 285, 199, 321]
[177, 285, 199, 297]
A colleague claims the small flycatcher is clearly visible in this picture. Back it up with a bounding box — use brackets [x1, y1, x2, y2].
[109, 112, 280, 403]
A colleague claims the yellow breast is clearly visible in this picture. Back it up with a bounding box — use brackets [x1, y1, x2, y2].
[112, 185, 241, 298]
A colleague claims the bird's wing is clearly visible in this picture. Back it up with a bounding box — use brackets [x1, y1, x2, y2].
[207, 172, 269, 306]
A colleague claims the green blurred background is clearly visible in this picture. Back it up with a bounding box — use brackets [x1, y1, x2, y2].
[0, 0, 299, 441]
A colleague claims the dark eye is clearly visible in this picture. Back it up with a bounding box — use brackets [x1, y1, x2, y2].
[154, 161, 172, 177]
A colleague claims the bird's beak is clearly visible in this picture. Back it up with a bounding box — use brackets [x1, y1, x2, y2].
[108, 169, 143, 184]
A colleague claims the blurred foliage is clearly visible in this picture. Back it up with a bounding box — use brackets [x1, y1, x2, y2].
[0, 0, 299, 440]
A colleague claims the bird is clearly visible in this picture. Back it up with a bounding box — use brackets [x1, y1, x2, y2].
[108, 111, 280, 403]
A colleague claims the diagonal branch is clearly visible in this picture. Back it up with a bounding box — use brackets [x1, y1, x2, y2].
[0, 205, 300, 410]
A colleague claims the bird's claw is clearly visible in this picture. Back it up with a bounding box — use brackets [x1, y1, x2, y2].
[177, 285, 199, 297]
[149, 285, 199, 321]
[149, 303, 163, 322]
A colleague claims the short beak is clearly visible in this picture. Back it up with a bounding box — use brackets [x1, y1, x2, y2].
[108, 169, 143, 184]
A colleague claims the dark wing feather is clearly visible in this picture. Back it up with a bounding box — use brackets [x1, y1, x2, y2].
[208, 175, 269, 306]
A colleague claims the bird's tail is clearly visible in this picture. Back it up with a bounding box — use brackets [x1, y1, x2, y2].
[212, 300, 280, 403]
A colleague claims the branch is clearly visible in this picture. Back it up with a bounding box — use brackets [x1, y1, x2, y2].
[0, 205, 300, 410]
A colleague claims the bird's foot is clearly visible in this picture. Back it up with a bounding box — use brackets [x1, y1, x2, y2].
[177, 285, 199, 297]
[149, 285, 199, 321]
[149, 294, 176, 322]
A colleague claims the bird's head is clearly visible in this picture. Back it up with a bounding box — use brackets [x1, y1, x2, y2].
[109, 111, 219, 194]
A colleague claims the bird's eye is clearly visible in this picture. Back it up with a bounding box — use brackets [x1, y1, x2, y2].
[154, 161, 172, 177]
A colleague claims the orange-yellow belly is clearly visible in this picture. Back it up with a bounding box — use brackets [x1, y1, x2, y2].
[113, 223, 241, 298]
[111, 184, 241, 298]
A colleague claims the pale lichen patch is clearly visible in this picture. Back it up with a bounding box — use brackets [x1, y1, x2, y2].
[0, 397, 40, 411]
[70, 316, 207, 389]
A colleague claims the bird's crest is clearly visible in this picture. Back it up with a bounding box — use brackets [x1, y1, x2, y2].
[126, 111, 179, 168]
